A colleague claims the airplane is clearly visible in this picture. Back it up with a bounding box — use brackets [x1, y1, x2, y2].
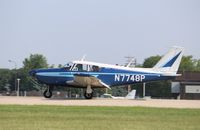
[29, 46, 184, 99]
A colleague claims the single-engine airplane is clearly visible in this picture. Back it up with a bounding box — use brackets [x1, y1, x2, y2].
[29, 46, 184, 99]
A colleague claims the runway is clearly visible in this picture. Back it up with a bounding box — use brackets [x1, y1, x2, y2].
[0, 96, 200, 108]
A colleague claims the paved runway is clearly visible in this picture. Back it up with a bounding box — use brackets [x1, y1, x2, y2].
[0, 96, 200, 108]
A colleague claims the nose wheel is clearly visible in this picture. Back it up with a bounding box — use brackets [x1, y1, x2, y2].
[43, 86, 53, 98]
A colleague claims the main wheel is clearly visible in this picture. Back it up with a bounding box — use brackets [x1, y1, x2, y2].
[84, 92, 93, 99]
[43, 89, 52, 98]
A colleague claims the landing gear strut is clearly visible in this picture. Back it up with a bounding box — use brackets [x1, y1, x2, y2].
[84, 85, 93, 99]
[43, 86, 53, 98]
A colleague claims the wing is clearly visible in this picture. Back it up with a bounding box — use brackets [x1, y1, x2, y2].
[66, 74, 111, 89]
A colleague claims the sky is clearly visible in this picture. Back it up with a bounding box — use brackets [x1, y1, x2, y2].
[0, 0, 200, 69]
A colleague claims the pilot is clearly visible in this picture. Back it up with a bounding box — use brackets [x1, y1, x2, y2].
[76, 64, 83, 71]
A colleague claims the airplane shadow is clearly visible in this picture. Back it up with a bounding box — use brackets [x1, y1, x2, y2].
[43, 97, 92, 100]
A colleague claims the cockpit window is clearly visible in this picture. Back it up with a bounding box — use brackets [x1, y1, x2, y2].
[91, 65, 100, 72]
[73, 64, 82, 71]
[72, 64, 88, 71]
[87, 65, 100, 72]
[63, 62, 73, 70]
[64, 62, 101, 72]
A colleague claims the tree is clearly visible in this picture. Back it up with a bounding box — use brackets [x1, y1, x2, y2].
[178, 56, 196, 72]
[195, 60, 200, 72]
[23, 54, 48, 71]
[58, 64, 63, 68]
[0, 69, 13, 91]
[143, 55, 161, 68]
[20, 54, 49, 91]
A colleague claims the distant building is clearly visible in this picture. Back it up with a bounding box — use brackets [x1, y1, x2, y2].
[171, 71, 200, 99]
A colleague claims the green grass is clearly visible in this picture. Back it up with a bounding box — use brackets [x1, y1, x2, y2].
[0, 105, 200, 130]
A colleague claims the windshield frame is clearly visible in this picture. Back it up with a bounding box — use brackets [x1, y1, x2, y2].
[63, 62, 74, 70]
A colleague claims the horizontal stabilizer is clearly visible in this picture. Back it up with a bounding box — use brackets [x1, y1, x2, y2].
[125, 90, 136, 99]
[161, 73, 182, 76]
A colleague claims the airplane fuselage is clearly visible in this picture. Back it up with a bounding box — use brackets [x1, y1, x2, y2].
[31, 67, 174, 87]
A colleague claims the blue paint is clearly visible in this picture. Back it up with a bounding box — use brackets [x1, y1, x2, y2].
[163, 52, 181, 67]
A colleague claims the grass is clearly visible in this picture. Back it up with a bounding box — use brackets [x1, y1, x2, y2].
[0, 105, 200, 130]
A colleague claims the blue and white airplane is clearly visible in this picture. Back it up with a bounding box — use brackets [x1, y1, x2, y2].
[29, 46, 184, 99]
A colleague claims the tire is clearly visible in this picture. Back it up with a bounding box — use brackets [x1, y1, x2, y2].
[84, 92, 93, 99]
[43, 89, 52, 98]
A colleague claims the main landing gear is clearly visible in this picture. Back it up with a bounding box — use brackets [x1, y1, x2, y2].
[43, 85, 94, 99]
[43, 86, 53, 98]
[84, 85, 93, 99]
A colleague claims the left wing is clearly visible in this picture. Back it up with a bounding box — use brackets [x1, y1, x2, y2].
[66, 74, 111, 89]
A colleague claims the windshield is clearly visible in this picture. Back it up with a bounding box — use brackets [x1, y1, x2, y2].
[63, 62, 73, 70]
[63, 62, 101, 72]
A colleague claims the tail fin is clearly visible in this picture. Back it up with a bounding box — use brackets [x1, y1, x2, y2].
[153, 46, 184, 74]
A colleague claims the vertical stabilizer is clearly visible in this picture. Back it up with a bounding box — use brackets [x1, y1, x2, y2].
[153, 46, 184, 74]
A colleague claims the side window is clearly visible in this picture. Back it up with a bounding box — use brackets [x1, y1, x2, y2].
[78, 64, 83, 71]
[72, 64, 100, 72]
[73, 64, 82, 71]
[72, 64, 88, 71]
[92, 65, 100, 72]
[82, 64, 88, 71]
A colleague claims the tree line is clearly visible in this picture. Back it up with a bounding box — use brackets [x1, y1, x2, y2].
[0, 54, 200, 97]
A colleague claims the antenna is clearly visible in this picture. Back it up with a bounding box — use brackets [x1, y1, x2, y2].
[80, 54, 87, 61]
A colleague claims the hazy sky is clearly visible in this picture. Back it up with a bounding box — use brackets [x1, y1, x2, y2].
[0, 0, 200, 69]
